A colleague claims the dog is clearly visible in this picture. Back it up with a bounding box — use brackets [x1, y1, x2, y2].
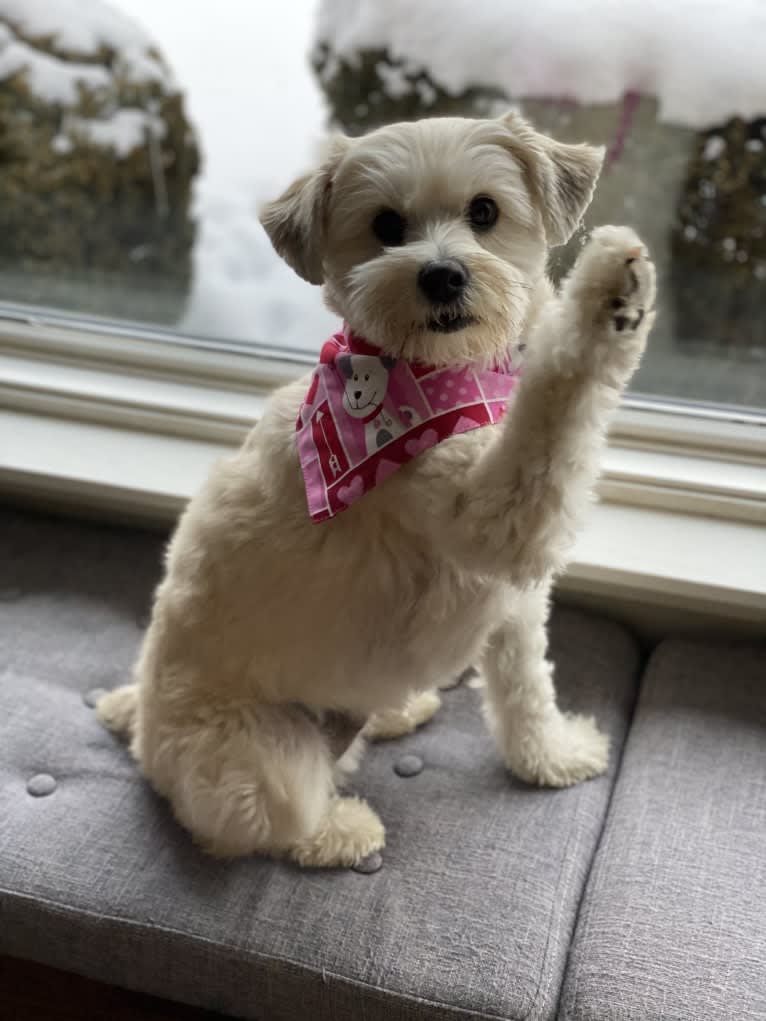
[98, 111, 655, 867]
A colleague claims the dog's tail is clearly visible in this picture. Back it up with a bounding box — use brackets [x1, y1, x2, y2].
[96, 683, 138, 740]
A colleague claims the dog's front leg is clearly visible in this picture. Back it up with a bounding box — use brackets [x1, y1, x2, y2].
[448, 226, 656, 585]
[483, 583, 609, 786]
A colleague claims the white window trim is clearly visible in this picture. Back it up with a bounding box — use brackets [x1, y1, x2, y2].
[2, 309, 765, 625]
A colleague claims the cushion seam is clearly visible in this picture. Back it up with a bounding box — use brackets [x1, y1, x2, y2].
[521, 640, 642, 1021]
[550, 652, 645, 1021]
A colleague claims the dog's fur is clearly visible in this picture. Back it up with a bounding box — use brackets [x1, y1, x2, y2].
[98, 112, 655, 867]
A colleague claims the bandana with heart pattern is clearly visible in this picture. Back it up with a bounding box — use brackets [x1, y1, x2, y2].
[296, 325, 521, 522]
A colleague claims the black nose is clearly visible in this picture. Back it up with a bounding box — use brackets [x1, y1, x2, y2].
[354, 390, 362, 400]
[418, 260, 469, 304]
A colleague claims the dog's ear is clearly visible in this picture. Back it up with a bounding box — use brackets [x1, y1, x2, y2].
[336, 354, 354, 379]
[498, 111, 604, 247]
[380, 355, 396, 370]
[259, 135, 350, 284]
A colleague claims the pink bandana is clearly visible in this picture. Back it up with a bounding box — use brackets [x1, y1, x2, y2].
[296, 326, 521, 522]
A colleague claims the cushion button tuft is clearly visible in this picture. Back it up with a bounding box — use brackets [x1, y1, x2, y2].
[394, 754, 424, 778]
[27, 774, 57, 797]
[352, 852, 383, 874]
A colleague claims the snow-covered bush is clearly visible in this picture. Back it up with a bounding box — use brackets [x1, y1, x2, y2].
[0, 0, 199, 321]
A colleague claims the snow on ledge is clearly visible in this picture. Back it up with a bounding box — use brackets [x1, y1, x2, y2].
[317, 0, 766, 128]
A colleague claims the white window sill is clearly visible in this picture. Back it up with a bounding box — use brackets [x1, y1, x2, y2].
[1, 313, 765, 632]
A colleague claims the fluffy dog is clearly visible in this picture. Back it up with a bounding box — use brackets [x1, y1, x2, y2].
[98, 111, 655, 867]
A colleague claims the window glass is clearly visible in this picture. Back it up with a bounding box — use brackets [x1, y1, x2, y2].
[1, 0, 763, 411]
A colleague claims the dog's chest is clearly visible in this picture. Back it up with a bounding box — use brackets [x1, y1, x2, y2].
[339, 532, 504, 687]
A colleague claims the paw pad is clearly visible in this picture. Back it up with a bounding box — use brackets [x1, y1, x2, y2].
[613, 306, 645, 332]
[608, 252, 653, 335]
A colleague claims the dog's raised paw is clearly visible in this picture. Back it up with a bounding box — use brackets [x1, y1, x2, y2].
[584, 225, 656, 339]
[566, 225, 656, 378]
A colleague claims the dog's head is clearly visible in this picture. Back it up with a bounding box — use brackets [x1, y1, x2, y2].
[261, 112, 603, 367]
[337, 353, 393, 418]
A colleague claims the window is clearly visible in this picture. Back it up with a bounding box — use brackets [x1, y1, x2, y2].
[0, 1, 764, 615]
[1, 0, 765, 413]
[0, 0, 336, 352]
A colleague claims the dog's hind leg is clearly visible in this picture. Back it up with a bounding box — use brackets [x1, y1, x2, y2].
[289, 795, 385, 868]
[140, 699, 384, 866]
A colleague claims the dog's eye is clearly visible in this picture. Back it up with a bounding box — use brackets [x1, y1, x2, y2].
[364, 374, 370, 381]
[468, 195, 499, 231]
[372, 209, 406, 247]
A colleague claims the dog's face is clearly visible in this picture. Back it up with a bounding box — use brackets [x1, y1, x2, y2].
[261, 112, 603, 367]
[337, 353, 391, 417]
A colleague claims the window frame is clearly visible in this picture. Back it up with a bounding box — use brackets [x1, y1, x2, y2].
[2, 306, 764, 626]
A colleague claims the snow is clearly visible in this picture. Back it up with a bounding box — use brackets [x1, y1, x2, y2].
[703, 136, 726, 161]
[0, 0, 160, 61]
[415, 78, 438, 107]
[376, 60, 413, 101]
[0, 0, 171, 105]
[58, 108, 166, 157]
[50, 133, 74, 155]
[110, 0, 336, 351]
[12, 0, 761, 353]
[1, 0, 335, 348]
[317, 0, 766, 129]
[179, 189, 337, 351]
[0, 35, 110, 104]
[375, 60, 439, 107]
[119, 47, 166, 86]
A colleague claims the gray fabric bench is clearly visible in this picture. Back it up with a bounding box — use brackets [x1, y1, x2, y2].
[1, 508, 764, 1021]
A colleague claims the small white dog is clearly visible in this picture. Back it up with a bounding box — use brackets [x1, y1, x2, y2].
[98, 111, 655, 867]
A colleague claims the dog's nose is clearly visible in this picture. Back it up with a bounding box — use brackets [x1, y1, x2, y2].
[354, 390, 362, 400]
[418, 260, 468, 304]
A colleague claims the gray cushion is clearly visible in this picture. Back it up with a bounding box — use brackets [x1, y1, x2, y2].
[558, 638, 766, 1021]
[0, 508, 641, 1021]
